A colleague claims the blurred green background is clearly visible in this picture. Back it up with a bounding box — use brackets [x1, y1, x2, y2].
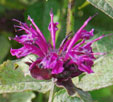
[0, 0, 113, 102]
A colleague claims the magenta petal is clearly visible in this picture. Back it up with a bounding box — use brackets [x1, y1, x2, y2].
[78, 65, 94, 74]
[11, 35, 33, 44]
[49, 60, 57, 68]
[40, 56, 51, 69]
[10, 44, 44, 58]
[52, 66, 64, 74]
[52, 60, 64, 74]
[83, 35, 105, 49]
[28, 16, 47, 43]
[72, 39, 85, 50]
[79, 58, 94, 73]
[69, 53, 94, 73]
[10, 47, 31, 58]
[78, 59, 94, 73]
[48, 11, 58, 48]
[91, 52, 105, 55]
[59, 34, 71, 52]
[13, 18, 48, 54]
[80, 29, 94, 39]
[40, 52, 58, 69]
[67, 16, 93, 52]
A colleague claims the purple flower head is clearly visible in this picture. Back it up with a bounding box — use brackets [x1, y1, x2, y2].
[10, 11, 104, 81]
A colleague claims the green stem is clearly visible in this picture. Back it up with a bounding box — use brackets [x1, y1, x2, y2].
[66, 0, 75, 35]
[48, 78, 55, 102]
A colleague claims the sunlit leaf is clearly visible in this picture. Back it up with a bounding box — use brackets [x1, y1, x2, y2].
[0, 55, 52, 93]
[53, 89, 83, 102]
[87, 0, 113, 19]
[0, 91, 35, 102]
[53, 89, 93, 102]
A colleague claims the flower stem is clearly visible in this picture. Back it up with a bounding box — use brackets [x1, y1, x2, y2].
[48, 78, 55, 102]
[66, 0, 75, 35]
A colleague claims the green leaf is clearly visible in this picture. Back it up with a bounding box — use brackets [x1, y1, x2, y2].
[53, 89, 83, 102]
[0, 5, 5, 15]
[74, 0, 113, 33]
[0, 35, 10, 63]
[19, 0, 37, 5]
[77, 32, 113, 91]
[0, 0, 26, 9]
[87, 0, 113, 19]
[53, 89, 93, 102]
[75, 88, 93, 102]
[0, 91, 35, 102]
[0, 55, 52, 93]
[90, 86, 113, 102]
[56, 0, 67, 47]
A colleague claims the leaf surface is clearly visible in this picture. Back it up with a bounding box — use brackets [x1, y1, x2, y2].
[0, 55, 52, 93]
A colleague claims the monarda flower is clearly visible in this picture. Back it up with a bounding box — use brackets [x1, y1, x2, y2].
[10, 11, 104, 91]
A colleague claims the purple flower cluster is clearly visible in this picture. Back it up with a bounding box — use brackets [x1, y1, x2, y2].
[10, 11, 104, 81]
